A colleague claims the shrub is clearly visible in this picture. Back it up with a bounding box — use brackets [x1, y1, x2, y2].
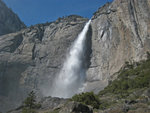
[99, 101, 110, 110]
[147, 51, 150, 59]
[23, 91, 36, 109]
[22, 108, 36, 113]
[99, 59, 150, 98]
[72, 92, 100, 109]
[22, 91, 41, 113]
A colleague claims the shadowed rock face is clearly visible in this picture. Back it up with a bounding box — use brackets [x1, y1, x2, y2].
[0, 0, 26, 36]
[0, 15, 88, 112]
[85, 0, 150, 92]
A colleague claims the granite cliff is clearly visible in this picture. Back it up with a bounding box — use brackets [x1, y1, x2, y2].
[0, 0, 26, 36]
[0, 0, 150, 112]
[0, 15, 88, 112]
[85, 0, 150, 92]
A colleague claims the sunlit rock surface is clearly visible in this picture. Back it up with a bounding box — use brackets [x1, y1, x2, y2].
[0, 15, 88, 112]
[85, 0, 150, 92]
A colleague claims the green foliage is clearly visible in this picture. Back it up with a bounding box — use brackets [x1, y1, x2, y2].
[124, 61, 134, 69]
[72, 92, 100, 109]
[22, 108, 36, 113]
[147, 51, 150, 59]
[99, 100, 110, 110]
[49, 109, 60, 113]
[147, 102, 150, 105]
[23, 91, 36, 109]
[22, 91, 41, 113]
[99, 59, 150, 98]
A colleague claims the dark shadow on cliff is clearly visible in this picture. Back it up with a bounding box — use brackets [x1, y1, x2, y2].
[84, 24, 92, 69]
[0, 62, 29, 113]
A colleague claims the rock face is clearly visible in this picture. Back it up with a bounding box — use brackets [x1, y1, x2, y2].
[56, 101, 93, 113]
[1, 0, 150, 112]
[0, 0, 26, 36]
[0, 15, 88, 112]
[84, 0, 150, 93]
[9, 98, 93, 113]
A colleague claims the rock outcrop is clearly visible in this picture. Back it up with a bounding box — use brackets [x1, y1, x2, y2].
[0, 15, 88, 112]
[85, 0, 150, 93]
[9, 98, 93, 113]
[0, 0, 26, 36]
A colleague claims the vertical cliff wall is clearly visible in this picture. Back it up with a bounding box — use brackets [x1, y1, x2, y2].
[0, 15, 88, 112]
[85, 0, 150, 92]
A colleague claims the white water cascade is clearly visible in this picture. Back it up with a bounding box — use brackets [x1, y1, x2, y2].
[51, 20, 91, 98]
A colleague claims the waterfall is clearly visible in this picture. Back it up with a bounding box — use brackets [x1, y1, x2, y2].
[51, 20, 91, 98]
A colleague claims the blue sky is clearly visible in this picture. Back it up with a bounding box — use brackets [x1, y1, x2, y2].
[3, 0, 112, 26]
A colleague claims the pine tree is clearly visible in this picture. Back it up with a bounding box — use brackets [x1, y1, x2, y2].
[22, 91, 37, 113]
[24, 91, 36, 109]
